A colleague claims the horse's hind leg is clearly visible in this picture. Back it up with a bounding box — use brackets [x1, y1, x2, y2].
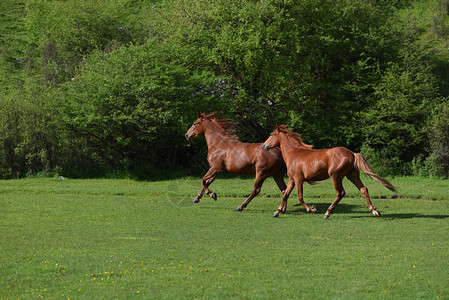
[324, 176, 346, 219]
[347, 169, 380, 217]
[235, 173, 268, 211]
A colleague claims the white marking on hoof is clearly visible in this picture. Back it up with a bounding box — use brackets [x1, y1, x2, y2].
[309, 205, 319, 213]
[372, 209, 381, 217]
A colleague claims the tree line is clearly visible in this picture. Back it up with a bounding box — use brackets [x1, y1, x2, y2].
[1, 0, 449, 179]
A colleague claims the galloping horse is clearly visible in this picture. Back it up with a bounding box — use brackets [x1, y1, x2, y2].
[263, 125, 396, 219]
[185, 113, 287, 211]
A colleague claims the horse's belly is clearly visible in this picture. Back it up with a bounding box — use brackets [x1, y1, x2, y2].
[306, 172, 329, 182]
[296, 160, 329, 181]
[227, 163, 256, 174]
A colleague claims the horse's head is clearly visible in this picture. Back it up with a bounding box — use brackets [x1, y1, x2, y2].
[185, 112, 216, 140]
[264, 125, 313, 150]
[263, 124, 285, 150]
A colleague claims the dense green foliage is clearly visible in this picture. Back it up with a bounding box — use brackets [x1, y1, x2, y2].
[1, 0, 449, 178]
[1, 177, 449, 298]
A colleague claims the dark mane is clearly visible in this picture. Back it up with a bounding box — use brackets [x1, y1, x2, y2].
[201, 112, 240, 140]
[277, 125, 313, 149]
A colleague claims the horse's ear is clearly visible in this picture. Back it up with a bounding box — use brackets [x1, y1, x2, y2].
[207, 112, 216, 119]
[197, 111, 205, 119]
[275, 124, 279, 130]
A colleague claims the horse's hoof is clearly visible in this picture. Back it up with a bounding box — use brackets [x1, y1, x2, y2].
[372, 210, 381, 217]
[272, 213, 279, 218]
[324, 213, 330, 220]
[211, 193, 217, 201]
[309, 205, 319, 213]
[235, 207, 243, 211]
[191, 199, 199, 203]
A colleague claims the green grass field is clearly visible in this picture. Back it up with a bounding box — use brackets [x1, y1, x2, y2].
[1, 176, 448, 299]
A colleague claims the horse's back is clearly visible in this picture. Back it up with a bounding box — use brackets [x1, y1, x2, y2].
[224, 142, 285, 175]
[285, 147, 355, 180]
[327, 147, 355, 163]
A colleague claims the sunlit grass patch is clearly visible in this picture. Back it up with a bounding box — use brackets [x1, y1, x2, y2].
[1, 177, 448, 298]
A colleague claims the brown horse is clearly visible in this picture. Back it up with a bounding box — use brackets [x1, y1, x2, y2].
[185, 113, 287, 211]
[263, 125, 396, 219]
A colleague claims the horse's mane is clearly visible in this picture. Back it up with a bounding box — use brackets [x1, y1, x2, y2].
[200, 112, 240, 140]
[277, 125, 313, 149]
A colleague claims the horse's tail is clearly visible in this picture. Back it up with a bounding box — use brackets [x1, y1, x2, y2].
[354, 153, 397, 192]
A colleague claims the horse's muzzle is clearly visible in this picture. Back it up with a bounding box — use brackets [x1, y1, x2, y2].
[263, 144, 271, 151]
[185, 134, 190, 141]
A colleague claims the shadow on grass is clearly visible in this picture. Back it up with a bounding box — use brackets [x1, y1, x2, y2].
[197, 202, 449, 219]
[279, 202, 359, 216]
[199, 206, 274, 214]
[286, 204, 449, 219]
[375, 213, 449, 220]
[198, 202, 358, 215]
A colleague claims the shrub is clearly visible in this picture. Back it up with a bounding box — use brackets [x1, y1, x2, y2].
[428, 101, 449, 177]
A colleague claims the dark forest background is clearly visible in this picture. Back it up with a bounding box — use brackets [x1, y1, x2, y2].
[1, 0, 449, 179]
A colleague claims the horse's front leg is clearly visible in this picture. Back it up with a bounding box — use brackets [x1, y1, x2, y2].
[192, 179, 215, 203]
[191, 187, 205, 203]
[192, 184, 213, 203]
[296, 180, 318, 213]
[192, 168, 219, 203]
[201, 167, 220, 201]
[273, 179, 295, 217]
[272, 171, 287, 195]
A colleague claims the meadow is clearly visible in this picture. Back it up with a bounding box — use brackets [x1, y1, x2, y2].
[1, 176, 448, 299]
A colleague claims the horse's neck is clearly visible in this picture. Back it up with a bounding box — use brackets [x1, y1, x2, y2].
[203, 122, 233, 149]
[279, 134, 306, 162]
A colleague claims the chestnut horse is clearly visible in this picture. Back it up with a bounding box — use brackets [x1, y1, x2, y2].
[263, 125, 396, 219]
[185, 113, 287, 211]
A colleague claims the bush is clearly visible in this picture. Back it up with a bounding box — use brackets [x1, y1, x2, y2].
[2, 0, 449, 178]
[360, 42, 441, 175]
[0, 86, 61, 178]
[57, 41, 225, 177]
[428, 101, 449, 177]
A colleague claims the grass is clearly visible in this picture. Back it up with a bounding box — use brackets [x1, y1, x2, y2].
[1, 176, 449, 299]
